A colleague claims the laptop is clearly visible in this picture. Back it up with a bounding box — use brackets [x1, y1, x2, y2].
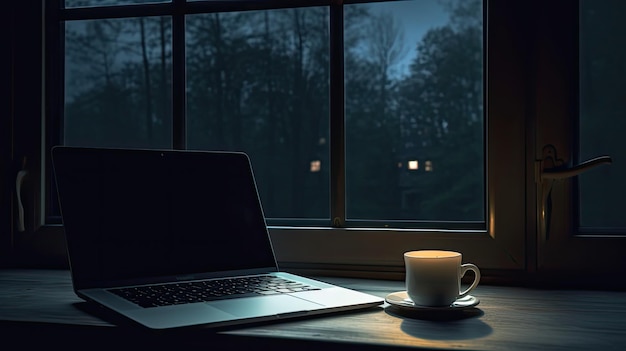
[51, 146, 383, 329]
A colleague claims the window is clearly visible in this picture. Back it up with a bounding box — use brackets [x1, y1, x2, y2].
[345, 1, 484, 225]
[184, 8, 331, 220]
[52, 0, 485, 226]
[578, 0, 626, 233]
[63, 17, 173, 149]
[534, 0, 626, 278]
[9, 0, 530, 277]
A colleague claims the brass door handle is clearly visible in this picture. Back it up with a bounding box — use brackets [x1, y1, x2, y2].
[536, 145, 612, 240]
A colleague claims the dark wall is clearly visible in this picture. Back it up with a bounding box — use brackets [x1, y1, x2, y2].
[1, 3, 16, 261]
[2, 1, 43, 265]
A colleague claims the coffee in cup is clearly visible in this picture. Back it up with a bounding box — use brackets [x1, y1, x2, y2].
[404, 250, 480, 307]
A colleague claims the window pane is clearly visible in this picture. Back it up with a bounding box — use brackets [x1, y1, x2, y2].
[185, 9, 330, 220]
[579, 0, 626, 231]
[345, 0, 484, 222]
[64, 17, 172, 148]
[64, 0, 168, 8]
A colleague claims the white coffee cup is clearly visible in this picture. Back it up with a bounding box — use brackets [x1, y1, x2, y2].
[404, 250, 480, 307]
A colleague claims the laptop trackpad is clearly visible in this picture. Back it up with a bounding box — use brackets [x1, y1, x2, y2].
[209, 295, 323, 318]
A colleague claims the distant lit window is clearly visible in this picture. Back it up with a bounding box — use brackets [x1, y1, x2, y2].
[425, 160, 433, 172]
[310, 160, 321, 173]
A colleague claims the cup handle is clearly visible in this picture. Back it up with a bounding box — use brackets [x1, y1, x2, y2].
[459, 263, 481, 298]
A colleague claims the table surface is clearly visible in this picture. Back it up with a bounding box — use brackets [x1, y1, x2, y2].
[2, 269, 626, 351]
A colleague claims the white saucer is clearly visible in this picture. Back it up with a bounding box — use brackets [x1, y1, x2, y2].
[385, 291, 479, 311]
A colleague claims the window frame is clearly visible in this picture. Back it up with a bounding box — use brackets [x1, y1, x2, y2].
[8, 0, 532, 278]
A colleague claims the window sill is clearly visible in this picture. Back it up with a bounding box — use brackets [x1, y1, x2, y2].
[7, 225, 624, 289]
[7, 223, 523, 274]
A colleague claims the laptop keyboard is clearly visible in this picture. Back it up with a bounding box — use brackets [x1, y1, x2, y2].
[108, 275, 321, 308]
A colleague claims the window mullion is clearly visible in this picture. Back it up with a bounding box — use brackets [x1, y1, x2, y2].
[45, 0, 64, 223]
[172, 0, 185, 149]
[329, 3, 345, 227]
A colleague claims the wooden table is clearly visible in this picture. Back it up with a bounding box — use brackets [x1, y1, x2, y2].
[1, 269, 626, 350]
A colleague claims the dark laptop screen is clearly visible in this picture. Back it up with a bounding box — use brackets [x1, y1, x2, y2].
[52, 147, 278, 289]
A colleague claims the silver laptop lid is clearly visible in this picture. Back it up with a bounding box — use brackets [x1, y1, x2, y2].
[52, 146, 278, 290]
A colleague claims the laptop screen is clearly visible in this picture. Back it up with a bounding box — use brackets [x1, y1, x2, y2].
[52, 147, 278, 289]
